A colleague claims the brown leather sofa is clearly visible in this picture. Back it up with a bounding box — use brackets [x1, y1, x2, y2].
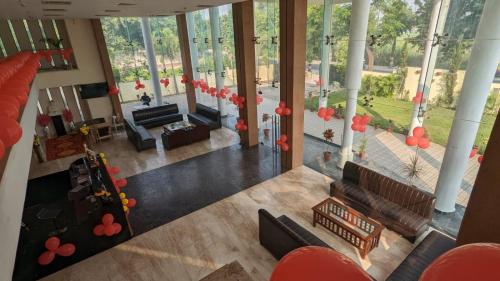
[330, 162, 436, 242]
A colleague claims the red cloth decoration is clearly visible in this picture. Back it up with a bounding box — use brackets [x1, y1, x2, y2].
[93, 213, 122, 237]
[351, 114, 371, 132]
[270, 246, 371, 281]
[276, 135, 289, 151]
[181, 74, 189, 84]
[275, 101, 291, 116]
[108, 85, 120, 96]
[405, 126, 430, 149]
[317, 107, 335, 121]
[229, 93, 245, 109]
[235, 118, 248, 132]
[420, 243, 500, 281]
[134, 79, 145, 90]
[160, 78, 170, 88]
[38, 236, 76, 265]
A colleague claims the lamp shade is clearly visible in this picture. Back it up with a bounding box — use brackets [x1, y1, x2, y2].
[270, 246, 372, 281]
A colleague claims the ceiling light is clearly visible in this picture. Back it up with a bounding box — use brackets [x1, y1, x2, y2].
[117, 2, 136, 6]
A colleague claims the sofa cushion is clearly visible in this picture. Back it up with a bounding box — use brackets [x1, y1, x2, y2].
[196, 103, 219, 119]
[132, 104, 179, 122]
[136, 125, 154, 141]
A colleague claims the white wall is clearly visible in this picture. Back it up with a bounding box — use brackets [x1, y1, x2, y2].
[87, 96, 113, 119]
[0, 81, 40, 281]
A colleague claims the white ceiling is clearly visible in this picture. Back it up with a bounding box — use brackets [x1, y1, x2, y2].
[0, 0, 245, 19]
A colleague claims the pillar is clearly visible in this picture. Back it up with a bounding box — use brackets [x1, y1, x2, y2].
[408, 0, 450, 134]
[187, 12, 202, 102]
[318, 0, 333, 109]
[209, 7, 227, 116]
[233, 1, 258, 148]
[140, 17, 162, 106]
[434, 0, 500, 212]
[177, 14, 197, 113]
[280, 0, 307, 170]
[337, 0, 371, 169]
[90, 19, 123, 119]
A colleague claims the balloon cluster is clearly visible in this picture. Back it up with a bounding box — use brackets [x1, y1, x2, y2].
[275, 101, 292, 116]
[134, 79, 145, 90]
[276, 135, 289, 151]
[229, 93, 245, 109]
[38, 237, 76, 265]
[317, 107, 335, 121]
[108, 85, 120, 96]
[62, 109, 73, 123]
[160, 78, 170, 88]
[235, 118, 248, 132]
[351, 114, 371, 133]
[0, 52, 40, 160]
[256, 95, 263, 105]
[216, 87, 230, 99]
[405, 126, 430, 149]
[181, 74, 189, 84]
[119, 192, 136, 213]
[412, 91, 426, 105]
[93, 213, 122, 237]
[209, 87, 217, 97]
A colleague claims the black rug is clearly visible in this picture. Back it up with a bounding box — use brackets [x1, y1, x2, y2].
[126, 144, 280, 235]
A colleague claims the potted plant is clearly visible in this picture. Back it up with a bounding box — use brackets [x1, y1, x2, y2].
[403, 153, 423, 186]
[262, 113, 271, 139]
[323, 128, 334, 161]
[358, 137, 368, 160]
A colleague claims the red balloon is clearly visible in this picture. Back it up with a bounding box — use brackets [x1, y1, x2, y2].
[45, 236, 60, 251]
[418, 137, 430, 149]
[0, 95, 21, 108]
[104, 224, 115, 236]
[406, 136, 418, 146]
[279, 101, 286, 108]
[0, 139, 4, 159]
[38, 251, 55, 265]
[275, 107, 283, 115]
[324, 116, 331, 121]
[317, 107, 326, 118]
[283, 108, 292, 116]
[127, 198, 137, 208]
[469, 148, 478, 158]
[281, 143, 289, 152]
[102, 213, 114, 226]
[420, 243, 500, 281]
[351, 123, 360, 131]
[93, 224, 105, 236]
[0, 117, 22, 146]
[270, 246, 371, 281]
[478, 155, 484, 164]
[110, 166, 120, 174]
[352, 115, 362, 124]
[326, 108, 335, 116]
[56, 243, 76, 257]
[358, 125, 366, 133]
[280, 135, 288, 142]
[112, 223, 122, 234]
[413, 126, 425, 138]
[116, 178, 127, 188]
[0, 100, 19, 119]
[360, 114, 371, 125]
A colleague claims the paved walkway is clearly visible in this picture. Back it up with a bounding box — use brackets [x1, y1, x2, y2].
[119, 85, 479, 207]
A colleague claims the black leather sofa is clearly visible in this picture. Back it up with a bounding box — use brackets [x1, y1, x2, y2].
[187, 103, 222, 130]
[386, 231, 455, 281]
[258, 209, 331, 260]
[124, 119, 157, 152]
[132, 104, 183, 128]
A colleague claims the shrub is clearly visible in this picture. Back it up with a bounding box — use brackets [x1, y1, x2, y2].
[360, 74, 401, 97]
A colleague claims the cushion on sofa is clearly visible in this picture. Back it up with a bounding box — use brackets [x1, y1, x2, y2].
[132, 104, 179, 122]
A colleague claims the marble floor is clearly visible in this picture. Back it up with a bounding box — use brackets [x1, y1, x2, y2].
[41, 166, 417, 281]
[29, 127, 240, 179]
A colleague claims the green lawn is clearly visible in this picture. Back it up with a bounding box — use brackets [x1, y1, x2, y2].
[305, 93, 495, 152]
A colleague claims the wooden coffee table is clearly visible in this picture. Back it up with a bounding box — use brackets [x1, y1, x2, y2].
[312, 198, 384, 258]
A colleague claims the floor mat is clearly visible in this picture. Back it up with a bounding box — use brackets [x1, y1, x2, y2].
[45, 134, 85, 161]
[126, 144, 281, 235]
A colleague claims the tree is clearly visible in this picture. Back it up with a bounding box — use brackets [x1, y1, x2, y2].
[396, 41, 409, 99]
[413, 0, 433, 51]
[439, 39, 465, 108]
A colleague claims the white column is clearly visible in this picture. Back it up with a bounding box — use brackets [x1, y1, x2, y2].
[187, 12, 202, 101]
[337, 0, 371, 169]
[140, 17, 162, 106]
[209, 7, 227, 116]
[318, 0, 333, 109]
[408, 0, 450, 134]
[434, 0, 500, 212]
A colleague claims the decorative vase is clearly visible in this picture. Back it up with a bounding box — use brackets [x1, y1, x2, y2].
[323, 151, 332, 162]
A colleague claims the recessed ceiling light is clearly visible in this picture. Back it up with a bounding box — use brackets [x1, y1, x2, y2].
[42, 8, 67, 12]
[41, 1, 72, 5]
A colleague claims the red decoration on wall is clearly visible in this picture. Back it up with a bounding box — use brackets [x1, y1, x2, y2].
[419, 243, 500, 281]
[405, 126, 430, 149]
[160, 78, 170, 88]
[180, 74, 189, 84]
[108, 85, 120, 96]
[235, 118, 248, 132]
[351, 114, 371, 132]
[38, 236, 76, 265]
[134, 79, 145, 90]
[275, 101, 291, 116]
[276, 134, 289, 151]
[93, 213, 122, 237]
[229, 93, 245, 109]
[317, 107, 335, 121]
[270, 246, 372, 281]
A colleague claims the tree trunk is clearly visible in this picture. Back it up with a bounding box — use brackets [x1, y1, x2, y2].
[169, 57, 180, 95]
[390, 38, 396, 68]
[365, 46, 374, 71]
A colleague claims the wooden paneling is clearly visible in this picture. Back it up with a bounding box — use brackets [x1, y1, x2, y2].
[62, 86, 83, 122]
[9, 20, 32, 51]
[40, 19, 65, 67]
[233, 1, 259, 148]
[457, 112, 500, 245]
[279, 0, 307, 170]
[176, 14, 197, 113]
[90, 19, 124, 119]
[26, 20, 51, 69]
[0, 20, 19, 55]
